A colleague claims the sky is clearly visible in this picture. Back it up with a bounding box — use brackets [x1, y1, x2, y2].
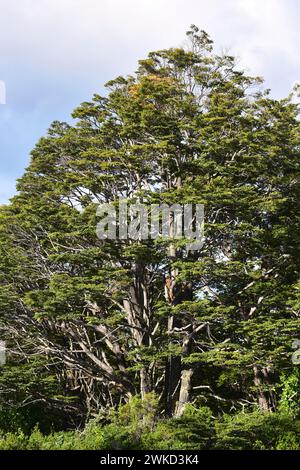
[0, 0, 299, 204]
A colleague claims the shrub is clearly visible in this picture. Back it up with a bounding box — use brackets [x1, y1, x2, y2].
[214, 410, 300, 450]
[0, 401, 299, 450]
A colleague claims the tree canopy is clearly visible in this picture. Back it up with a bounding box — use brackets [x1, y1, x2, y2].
[0, 26, 299, 448]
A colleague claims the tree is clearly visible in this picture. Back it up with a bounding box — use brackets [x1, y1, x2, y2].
[0, 26, 299, 420]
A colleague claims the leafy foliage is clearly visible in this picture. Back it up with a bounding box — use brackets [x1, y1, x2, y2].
[0, 26, 299, 448]
[0, 396, 299, 450]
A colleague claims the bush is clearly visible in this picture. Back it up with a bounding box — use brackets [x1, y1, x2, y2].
[0, 431, 28, 450]
[0, 399, 300, 450]
[214, 410, 300, 450]
[97, 392, 158, 449]
[142, 405, 215, 450]
[276, 432, 300, 450]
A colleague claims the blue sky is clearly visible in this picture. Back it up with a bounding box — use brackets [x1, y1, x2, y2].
[0, 0, 299, 204]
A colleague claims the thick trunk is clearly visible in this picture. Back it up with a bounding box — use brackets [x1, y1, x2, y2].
[165, 355, 181, 416]
[174, 322, 194, 417]
[124, 263, 154, 398]
[164, 196, 181, 415]
[163, 175, 195, 416]
[175, 368, 194, 417]
[164, 257, 182, 415]
[262, 366, 277, 411]
[253, 365, 272, 412]
[140, 367, 152, 398]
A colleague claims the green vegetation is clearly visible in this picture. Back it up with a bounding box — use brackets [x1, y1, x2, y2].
[0, 26, 299, 449]
[0, 395, 299, 450]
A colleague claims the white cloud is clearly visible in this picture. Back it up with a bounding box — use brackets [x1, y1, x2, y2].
[0, 0, 299, 96]
[0, 0, 299, 203]
[233, 0, 299, 70]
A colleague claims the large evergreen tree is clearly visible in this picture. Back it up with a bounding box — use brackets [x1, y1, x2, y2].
[0, 26, 299, 421]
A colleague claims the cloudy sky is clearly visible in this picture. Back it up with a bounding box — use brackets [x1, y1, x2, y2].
[0, 0, 299, 203]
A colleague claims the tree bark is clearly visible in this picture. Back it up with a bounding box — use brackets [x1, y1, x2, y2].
[140, 367, 152, 398]
[124, 262, 154, 398]
[253, 365, 272, 412]
[175, 368, 194, 417]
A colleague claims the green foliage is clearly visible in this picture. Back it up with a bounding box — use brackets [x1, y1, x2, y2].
[142, 405, 214, 450]
[0, 431, 28, 450]
[92, 393, 158, 450]
[0, 401, 299, 450]
[276, 432, 300, 450]
[278, 369, 300, 416]
[214, 410, 300, 450]
[0, 25, 300, 449]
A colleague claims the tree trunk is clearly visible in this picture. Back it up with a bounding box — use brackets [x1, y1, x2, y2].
[124, 262, 154, 399]
[175, 368, 194, 417]
[165, 354, 181, 416]
[174, 320, 194, 417]
[164, 244, 182, 415]
[262, 366, 277, 411]
[140, 367, 152, 399]
[253, 365, 271, 412]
